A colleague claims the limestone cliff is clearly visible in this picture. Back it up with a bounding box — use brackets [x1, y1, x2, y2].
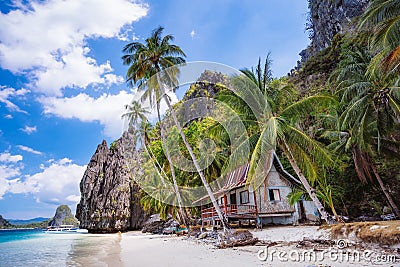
[0, 215, 11, 228]
[76, 129, 148, 233]
[48, 205, 78, 226]
[300, 0, 369, 63]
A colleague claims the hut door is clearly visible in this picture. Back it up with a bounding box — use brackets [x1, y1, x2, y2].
[230, 193, 237, 205]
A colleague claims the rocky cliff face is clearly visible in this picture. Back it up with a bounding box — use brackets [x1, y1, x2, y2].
[76, 129, 148, 233]
[300, 0, 369, 63]
[0, 215, 11, 228]
[48, 205, 78, 226]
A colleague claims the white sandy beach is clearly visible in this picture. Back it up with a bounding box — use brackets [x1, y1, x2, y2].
[69, 226, 399, 267]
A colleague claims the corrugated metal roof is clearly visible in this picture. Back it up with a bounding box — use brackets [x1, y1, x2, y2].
[192, 153, 301, 205]
[222, 163, 249, 190]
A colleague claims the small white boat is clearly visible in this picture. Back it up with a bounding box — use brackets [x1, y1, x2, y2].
[43, 225, 88, 234]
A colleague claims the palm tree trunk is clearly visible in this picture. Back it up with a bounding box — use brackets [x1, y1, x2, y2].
[161, 92, 229, 232]
[281, 139, 334, 224]
[370, 163, 400, 218]
[327, 195, 342, 222]
[155, 102, 188, 227]
[142, 137, 167, 186]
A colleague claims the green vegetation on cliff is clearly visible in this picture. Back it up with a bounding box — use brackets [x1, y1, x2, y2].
[121, 1, 400, 224]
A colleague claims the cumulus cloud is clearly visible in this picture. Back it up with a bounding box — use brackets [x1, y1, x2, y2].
[0, 152, 23, 199]
[0, 152, 23, 163]
[0, 86, 29, 113]
[20, 125, 37, 134]
[17, 145, 42, 155]
[40, 91, 136, 138]
[3, 158, 86, 205]
[0, 0, 148, 96]
[39, 89, 179, 138]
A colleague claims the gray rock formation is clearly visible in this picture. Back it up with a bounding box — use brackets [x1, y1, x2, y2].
[0, 215, 11, 228]
[76, 129, 148, 233]
[300, 0, 369, 63]
[141, 214, 180, 235]
[48, 205, 78, 226]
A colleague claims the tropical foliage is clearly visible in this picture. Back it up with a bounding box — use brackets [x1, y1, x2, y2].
[121, 1, 400, 225]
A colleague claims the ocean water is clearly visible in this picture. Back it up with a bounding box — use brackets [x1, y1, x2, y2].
[0, 229, 122, 267]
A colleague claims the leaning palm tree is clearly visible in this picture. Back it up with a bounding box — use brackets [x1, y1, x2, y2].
[359, 0, 400, 73]
[216, 67, 337, 223]
[329, 45, 400, 218]
[123, 102, 169, 187]
[122, 27, 230, 229]
[122, 27, 188, 227]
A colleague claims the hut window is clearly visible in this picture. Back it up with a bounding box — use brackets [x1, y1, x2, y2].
[268, 189, 281, 201]
[240, 191, 249, 204]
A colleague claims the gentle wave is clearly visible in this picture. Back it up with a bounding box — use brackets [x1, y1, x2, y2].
[0, 230, 122, 267]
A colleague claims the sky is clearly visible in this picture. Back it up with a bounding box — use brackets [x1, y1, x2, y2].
[0, 0, 310, 219]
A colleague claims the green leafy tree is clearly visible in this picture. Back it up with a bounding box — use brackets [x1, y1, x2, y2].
[329, 45, 400, 218]
[217, 63, 337, 223]
[122, 27, 188, 226]
[360, 0, 400, 73]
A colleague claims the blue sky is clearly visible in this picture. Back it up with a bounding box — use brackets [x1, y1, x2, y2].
[0, 0, 310, 219]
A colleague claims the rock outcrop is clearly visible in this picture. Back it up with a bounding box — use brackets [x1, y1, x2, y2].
[300, 0, 369, 63]
[76, 129, 148, 233]
[48, 205, 78, 226]
[141, 214, 180, 235]
[0, 215, 11, 228]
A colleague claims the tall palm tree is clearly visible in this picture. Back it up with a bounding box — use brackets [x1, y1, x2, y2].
[240, 53, 273, 95]
[360, 0, 400, 73]
[122, 100, 149, 147]
[155, 70, 230, 231]
[216, 66, 337, 223]
[122, 27, 230, 229]
[329, 45, 400, 218]
[122, 27, 188, 227]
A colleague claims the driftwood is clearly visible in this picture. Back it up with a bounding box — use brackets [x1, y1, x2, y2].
[217, 229, 259, 248]
[218, 237, 259, 248]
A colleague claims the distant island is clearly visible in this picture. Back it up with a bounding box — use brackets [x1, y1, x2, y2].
[1, 204, 77, 229]
[0, 215, 12, 228]
[8, 217, 50, 226]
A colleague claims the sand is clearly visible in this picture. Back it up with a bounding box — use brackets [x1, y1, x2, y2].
[71, 226, 399, 267]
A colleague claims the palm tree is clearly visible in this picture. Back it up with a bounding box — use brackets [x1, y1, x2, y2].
[329, 45, 400, 218]
[122, 27, 230, 230]
[359, 0, 400, 73]
[122, 100, 149, 147]
[122, 27, 188, 227]
[240, 53, 273, 95]
[216, 65, 337, 224]
[155, 69, 230, 231]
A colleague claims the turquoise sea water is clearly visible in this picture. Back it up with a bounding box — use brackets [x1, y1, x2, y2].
[0, 229, 121, 267]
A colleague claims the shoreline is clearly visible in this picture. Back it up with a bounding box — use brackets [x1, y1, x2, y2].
[113, 226, 399, 267]
[1, 225, 399, 266]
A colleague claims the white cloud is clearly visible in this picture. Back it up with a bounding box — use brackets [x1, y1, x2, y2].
[66, 195, 81, 202]
[0, 86, 29, 113]
[40, 90, 135, 138]
[0, 0, 148, 96]
[0, 152, 23, 163]
[190, 30, 196, 39]
[17, 145, 42, 155]
[4, 158, 86, 205]
[20, 125, 37, 134]
[39, 89, 179, 138]
[4, 114, 13, 119]
[0, 152, 23, 199]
